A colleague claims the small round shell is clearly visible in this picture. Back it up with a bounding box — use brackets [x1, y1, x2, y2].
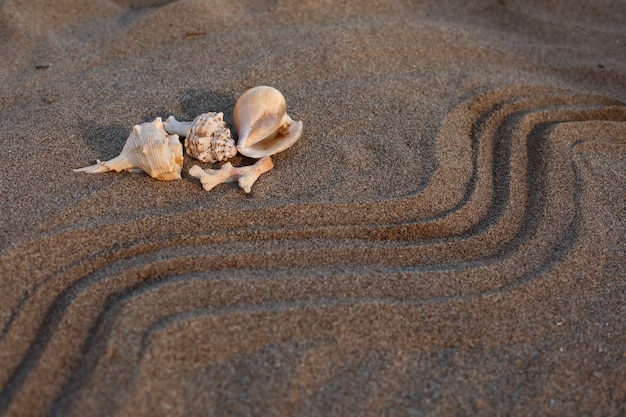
[184, 113, 237, 163]
[233, 86, 303, 158]
[165, 112, 237, 163]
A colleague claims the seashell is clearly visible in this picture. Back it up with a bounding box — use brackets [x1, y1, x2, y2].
[164, 112, 237, 163]
[206, 127, 238, 162]
[74, 117, 183, 181]
[163, 111, 224, 137]
[189, 156, 274, 193]
[233, 86, 303, 158]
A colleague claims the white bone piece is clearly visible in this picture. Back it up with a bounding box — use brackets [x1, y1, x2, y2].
[188, 157, 274, 193]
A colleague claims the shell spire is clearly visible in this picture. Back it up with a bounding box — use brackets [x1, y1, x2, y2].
[74, 117, 183, 181]
[233, 86, 303, 158]
[164, 112, 237, 163]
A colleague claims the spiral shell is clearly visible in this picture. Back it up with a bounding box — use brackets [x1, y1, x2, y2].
[74, 117, 183, 181]
[164, 112, 237, 163]
[233, 86, 303, 158]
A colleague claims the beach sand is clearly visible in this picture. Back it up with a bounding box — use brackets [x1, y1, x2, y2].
[1, 0, 625, 415]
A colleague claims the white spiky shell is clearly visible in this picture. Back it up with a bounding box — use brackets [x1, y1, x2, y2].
[164, 112, 237, 163]
[74, 117, 183, 181]
[233, 86, 303, 158]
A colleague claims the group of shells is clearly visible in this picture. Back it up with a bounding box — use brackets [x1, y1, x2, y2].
[74, 86, 303, 193]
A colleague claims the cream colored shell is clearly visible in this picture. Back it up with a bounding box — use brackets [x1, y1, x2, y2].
[74, 117, 183, 181]
[164, 112, 237, 163]
[233, 86, 303, 158]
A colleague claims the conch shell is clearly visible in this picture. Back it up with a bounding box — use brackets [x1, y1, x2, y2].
[74, 117, 183, 181]
[164, 112, 237, 163]
[233, 86, 303, 158]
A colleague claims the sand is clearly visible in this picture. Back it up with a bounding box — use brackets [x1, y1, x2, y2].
[0, 0, 625, 415]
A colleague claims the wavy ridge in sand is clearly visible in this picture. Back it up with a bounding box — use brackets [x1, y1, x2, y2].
[1, 86, 625, 416]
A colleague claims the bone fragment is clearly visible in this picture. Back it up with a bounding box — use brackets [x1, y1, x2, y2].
[188, 157, 274, 193]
